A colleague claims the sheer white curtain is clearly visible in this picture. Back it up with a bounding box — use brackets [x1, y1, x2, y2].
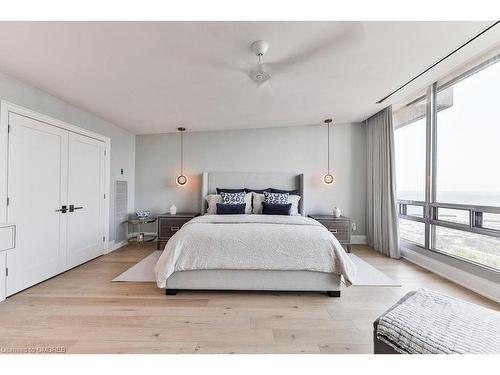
[365, 106, 400, 258]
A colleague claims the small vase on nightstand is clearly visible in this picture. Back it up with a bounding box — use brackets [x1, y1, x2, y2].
[170, 204, 177, 215]
[333, 207, 342, 218]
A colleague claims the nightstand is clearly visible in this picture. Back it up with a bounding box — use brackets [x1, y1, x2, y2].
[157, 213, 199, 249]
[308, 214, 351, 252]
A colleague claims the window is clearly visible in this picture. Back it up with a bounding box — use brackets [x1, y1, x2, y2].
[394, 48, 500, 271]
[436, 208, 469, 225]
[399, 219, 425, 247]
[394, 96, 427, 202]
[433, 226, 500, 270]
[394, 95, 427, 245]
[406, 205, 424, 218]
[436, 62, 500, 207]
[483, 213, 500, 231]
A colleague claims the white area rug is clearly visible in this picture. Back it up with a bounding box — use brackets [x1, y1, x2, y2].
[112, 251, 160, 282]
[112, 251, 400, 286]
[348, 254, 400, 286]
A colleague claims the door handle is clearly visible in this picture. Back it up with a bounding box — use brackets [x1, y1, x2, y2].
[69, 205, 84, 212]
[55, 205, 67, 213]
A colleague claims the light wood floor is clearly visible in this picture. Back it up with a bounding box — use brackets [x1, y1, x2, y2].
[0, 243, 498, 354]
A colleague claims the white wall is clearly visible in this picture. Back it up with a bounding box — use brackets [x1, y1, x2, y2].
[135, 123, 367, 235]
[0, 72, 136, 242]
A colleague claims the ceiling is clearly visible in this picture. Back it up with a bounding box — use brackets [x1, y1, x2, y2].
[0, 21, 498, 134]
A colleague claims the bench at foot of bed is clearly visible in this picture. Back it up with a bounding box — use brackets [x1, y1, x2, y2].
[374, 289, 500, 354]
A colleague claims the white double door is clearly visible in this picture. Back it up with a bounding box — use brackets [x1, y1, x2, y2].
[6, 112, 106, 296]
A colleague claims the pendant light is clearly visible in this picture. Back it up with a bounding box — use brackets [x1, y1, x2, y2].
[176, 127, 188, 186]
[322, 118, 335, 185]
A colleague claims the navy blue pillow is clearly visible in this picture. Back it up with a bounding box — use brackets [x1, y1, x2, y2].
[216, 188, 245, 194]
[271, 188, 300, 196]
[216, 203, 246, 215]
[262, 202, 292, 216]
[244, 188, 271, 194]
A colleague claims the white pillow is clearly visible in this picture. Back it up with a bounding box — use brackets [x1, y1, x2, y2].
[289, 195, 301, 216]
[206, 194, 222, 214]
[243, 193, 252, 214]
[206, 193, 252, 214]
[253, 192, 301, 215]
[252, 193, 265, 214]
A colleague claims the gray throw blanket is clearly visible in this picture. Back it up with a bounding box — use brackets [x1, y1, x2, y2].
[377, 288, 500, 354]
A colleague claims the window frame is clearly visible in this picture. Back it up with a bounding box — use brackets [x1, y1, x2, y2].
[395, 57, 500, 274]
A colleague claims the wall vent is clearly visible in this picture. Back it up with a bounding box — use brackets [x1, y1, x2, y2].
[114, 181, 128, 243]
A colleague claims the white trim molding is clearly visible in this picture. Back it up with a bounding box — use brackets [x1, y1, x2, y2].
[109, 240, 128, 252]
[351, 235, 367, 245]
[401, 247, 500, 303]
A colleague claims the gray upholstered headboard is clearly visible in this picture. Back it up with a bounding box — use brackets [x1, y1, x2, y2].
[201, 172, 305, 215]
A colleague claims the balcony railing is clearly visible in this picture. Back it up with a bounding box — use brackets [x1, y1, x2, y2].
[397, 200, 500, 239]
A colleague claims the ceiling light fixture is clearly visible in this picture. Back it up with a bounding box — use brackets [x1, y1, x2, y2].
[176, 127, 188, 186]
[322, 119, 335, 186]
[249, 40, 271, 83]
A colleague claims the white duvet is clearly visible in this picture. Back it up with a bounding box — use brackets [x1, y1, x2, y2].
[155, 214, 356, 288]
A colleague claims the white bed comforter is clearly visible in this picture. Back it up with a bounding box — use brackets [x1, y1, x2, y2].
[154, 214, 356, 288]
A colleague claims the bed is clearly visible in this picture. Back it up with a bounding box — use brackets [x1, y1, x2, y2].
[154, 172, 356, 297]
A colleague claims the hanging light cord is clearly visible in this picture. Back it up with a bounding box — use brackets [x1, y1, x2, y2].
[180, 130, 184, 175]
[327, 122, 330, 174]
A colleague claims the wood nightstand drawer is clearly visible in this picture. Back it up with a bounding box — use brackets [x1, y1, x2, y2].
[156, 213, 199, 250]
[158, 217, 190, 239]
[308, 215, 352, 251]
[325, 227, 349, 242]
[322, 221, 350, 232]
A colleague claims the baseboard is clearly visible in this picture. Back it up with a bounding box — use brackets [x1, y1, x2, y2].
[351, 235, 367, 245]
[108, 240, 128, 253]
[401, 247, 500, 303]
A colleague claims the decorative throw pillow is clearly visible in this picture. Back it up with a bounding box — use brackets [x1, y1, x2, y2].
[220, 191, 246, 205]
[288, 195, 301, 216]
[205, 194, 222, 214]
[216, 188, 245, 194]
[243, 193, 252, 214]
[206, 193, 251, 214]
[252, 193, 265, 214]
[262, 202, 292, 216]
[264, 191, 289, 205]
[216, 203, 246, 215]
[271, 188, 300, 196]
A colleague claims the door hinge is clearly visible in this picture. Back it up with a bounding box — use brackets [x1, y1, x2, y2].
[104, 194, 106, 199]
[103, 236, 105, 242]
[7, 125, 11, 133]
[6, 268, 8, 277]
[6, 197, 9, 206]
[104, 150, 107, 156]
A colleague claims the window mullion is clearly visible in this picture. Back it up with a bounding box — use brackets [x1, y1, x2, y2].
[424, 83, 437, 250]
[429, 82, 438, 249]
